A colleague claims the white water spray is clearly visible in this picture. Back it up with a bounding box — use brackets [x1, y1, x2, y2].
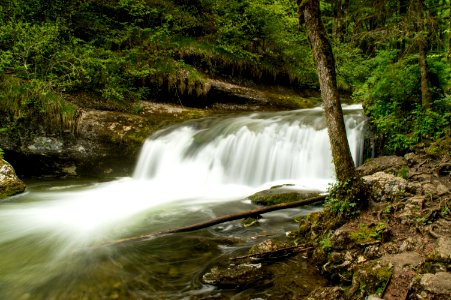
[134, 104, 365, 189]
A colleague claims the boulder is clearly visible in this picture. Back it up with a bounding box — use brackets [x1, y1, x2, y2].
[363, 172, 414, 202]
[419, 272, 451, 296]
[0, 159, 25, 199]
[357, 156, 407, 176]
[249, 186, 321, 206]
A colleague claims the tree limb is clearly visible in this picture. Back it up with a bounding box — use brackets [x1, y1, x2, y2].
[102, 194, 327, 247]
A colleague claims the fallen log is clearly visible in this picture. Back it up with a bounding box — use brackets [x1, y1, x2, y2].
[102, 194, 327, 247]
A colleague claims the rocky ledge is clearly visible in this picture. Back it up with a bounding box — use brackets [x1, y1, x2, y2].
[0, 80, 319, 178]
[0, 102, 209, 178]
[200, 152, 450, 299]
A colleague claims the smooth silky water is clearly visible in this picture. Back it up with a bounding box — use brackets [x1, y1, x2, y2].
[0, 105, 366, 299]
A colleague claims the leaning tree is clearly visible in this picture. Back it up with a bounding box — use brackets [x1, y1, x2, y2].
[298, 0, 356, 182]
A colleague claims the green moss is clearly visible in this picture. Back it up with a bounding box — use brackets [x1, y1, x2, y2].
[249, 192, 304, 206]
[394, 166, 409, 179]
[425, 136, 451, 157]
[349, 261, 392, 297]
[241, 216, 261, 227]
[349, 223, 388, 245]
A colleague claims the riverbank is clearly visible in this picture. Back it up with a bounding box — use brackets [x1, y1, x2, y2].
[199, 150, 450, 299]
[304, 151, 450, 299]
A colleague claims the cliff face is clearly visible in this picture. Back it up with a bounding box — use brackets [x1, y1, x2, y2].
[0, 102, 208, 178]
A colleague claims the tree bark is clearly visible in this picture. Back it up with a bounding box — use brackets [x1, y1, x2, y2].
[419, 40, 431, 108]
[334, 0, 344, 41]
[298, 0, 356, 182]
[413, 0, 431, 108]
[448, 0, 451, 63]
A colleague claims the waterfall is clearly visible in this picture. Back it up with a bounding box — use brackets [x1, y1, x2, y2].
[0, 105, 366, 241]
[133, 104, 366, 189]
[0, 104, 367, 299]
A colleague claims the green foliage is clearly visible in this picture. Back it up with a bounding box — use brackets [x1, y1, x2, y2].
[395, 166, 409, 179]
[350, 261, 392, 298]
[0, 76, 77, 132]
[349, 223, 387, 244]
[0, 0, 315, 110]
[325, 177, 368, 220]
[354, 51, 451, 154]
[333, 43, 369, 92]
[319, 231, 333, 252]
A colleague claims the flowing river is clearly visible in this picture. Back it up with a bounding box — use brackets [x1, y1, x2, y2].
[0, 104, 366, 299]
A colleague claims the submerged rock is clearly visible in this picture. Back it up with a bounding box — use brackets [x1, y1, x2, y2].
[0, 159, 25, 199]
[248, 239, 295, 260]
[201, 263, 269, 288]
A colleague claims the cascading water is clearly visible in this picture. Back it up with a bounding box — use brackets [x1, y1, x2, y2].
[134, 104, 365, 189]
[0, 104, 366, 299]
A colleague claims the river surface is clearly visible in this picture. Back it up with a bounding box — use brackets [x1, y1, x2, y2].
[0, 105, 366, 299]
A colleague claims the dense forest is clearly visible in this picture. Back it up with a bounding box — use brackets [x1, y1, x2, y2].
[0, 0, 450, 157]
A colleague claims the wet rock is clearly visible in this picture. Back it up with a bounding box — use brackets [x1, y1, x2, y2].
[0, 159, 26, 199]
[248, 239, 294, 260]
[201, 263, 269, 288]
[0, 102, 210, 177]
[437, 163, 451, 177]
[266, 253, 329, 299]
[249, 187, 320, 206]
[419, 272, 451, 296]
[357, 156, 407, 176]
[307, 286, 345, 300]
[26, 136, 64, 154]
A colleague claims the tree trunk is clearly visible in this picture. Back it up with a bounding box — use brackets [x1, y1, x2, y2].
[448, 0, 451, 63]
[412, 0, 431, 108]
[419, 40, 431, 108]
[298, 0, 356, 182]
[334, 0, 344, 41]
